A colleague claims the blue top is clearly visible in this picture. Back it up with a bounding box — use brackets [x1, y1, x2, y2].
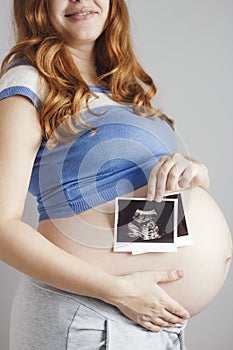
[0, 63, 178, 221]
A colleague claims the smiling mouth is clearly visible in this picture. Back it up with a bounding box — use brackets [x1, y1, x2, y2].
[65, 10, 97, 18]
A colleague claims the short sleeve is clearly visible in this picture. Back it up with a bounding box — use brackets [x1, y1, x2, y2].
[0, 64, 48, 109]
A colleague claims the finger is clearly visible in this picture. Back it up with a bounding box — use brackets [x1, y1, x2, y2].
[166, 164, 181, 191]
[140, 321, 162, 333]
[162, 310, 187, 325]
[164, 296, 190, 319]
[147, 156, 167, 200]
[154, 157, 175, 201]
[151, 317, 173, 328]
[154, 283, 190, 320]
[166, 154, 191, 190]
[190, 175, 201, 187]
[189, 162, 207, 187]
[153, 269, 184, 283]
[178, 165, 193, 188]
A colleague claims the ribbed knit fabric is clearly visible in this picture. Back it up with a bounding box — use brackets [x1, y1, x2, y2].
[0, 64, 178, 220]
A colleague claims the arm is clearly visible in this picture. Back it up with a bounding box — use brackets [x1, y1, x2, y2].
[0, 97, 189, 332]
[0, 96, 115, 300]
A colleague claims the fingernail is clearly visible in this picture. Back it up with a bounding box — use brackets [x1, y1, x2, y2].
[178, 180, 188, 188]
[155, 194, 163, 202]
[176, 270, 184, 278]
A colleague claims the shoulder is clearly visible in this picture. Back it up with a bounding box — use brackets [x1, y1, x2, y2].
[0, 61, 48, 109]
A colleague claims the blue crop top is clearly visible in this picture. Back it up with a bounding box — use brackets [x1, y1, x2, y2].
[0, 63, 178, 221]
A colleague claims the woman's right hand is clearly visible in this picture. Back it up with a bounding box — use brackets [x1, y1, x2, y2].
[108, 269, 190, 332]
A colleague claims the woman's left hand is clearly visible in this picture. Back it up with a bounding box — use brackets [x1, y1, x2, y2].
[147, 153, 210, 202]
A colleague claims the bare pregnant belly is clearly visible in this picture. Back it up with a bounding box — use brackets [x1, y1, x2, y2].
[38, 187, 232, 317]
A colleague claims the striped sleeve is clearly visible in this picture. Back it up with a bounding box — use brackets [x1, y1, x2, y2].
[0, 64, 47, 109]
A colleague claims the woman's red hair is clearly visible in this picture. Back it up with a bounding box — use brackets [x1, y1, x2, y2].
[1, 0, 174, 149]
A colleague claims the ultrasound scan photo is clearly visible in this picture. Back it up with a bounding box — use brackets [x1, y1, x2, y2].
[113, 192, 192, 254]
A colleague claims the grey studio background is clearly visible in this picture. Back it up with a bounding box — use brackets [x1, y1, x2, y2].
[0, 0, 232, 349]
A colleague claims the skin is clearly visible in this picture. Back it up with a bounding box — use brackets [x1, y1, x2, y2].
[0, 0, 231, 335]
[147, 153, 210, 202]
[48, 0, 110, 85]
[0, 96, 189, 333]
[37, 185, 232, 319]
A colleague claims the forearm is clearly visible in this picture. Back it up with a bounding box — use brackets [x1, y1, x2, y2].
[0, 218, 116, 302]
[0, 218, 191, 331]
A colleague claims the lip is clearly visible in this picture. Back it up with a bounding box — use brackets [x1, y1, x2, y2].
[64, 8, 98, 18]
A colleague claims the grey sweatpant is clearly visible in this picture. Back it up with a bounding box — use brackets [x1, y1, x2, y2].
[10, 275, 187, 350]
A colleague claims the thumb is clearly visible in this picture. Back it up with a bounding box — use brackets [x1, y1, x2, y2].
[153, 270, 184, 283]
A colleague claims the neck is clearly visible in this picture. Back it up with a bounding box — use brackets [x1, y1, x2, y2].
[67, 45, 99, 86]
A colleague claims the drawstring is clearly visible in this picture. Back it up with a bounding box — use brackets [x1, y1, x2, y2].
[178, 329, 186, 350]
[164, 322, 187, 350]
[106, 319, 111, 350]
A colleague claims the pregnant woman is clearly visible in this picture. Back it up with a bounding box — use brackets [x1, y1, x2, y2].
[0, 1, 232, 349]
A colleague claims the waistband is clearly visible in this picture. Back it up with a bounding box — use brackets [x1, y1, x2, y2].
[23, 274, 187, 336]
